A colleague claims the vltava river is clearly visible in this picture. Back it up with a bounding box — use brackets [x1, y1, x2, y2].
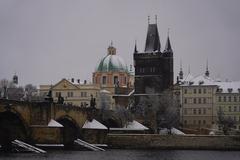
[0, 149, 240, 160]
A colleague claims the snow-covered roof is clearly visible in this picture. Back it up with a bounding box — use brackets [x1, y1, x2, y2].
[215, 81, 240, 93]
[48, 119, 63, 127]
[181, 74, 216, 86]
[82, 119, 108, 130]
[100, 89, 111, 93]
[123, 120, 149, 130]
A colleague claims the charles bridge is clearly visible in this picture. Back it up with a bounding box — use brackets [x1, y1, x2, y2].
[0, 99, 112, 147]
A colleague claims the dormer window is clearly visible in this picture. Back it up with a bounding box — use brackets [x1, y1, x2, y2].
[238, 88, 240, 93]
[217, 88, 223, 93]
[189, 81, 194, 85]
[199, 80, 204, 85]
[228, 88, 233, 93]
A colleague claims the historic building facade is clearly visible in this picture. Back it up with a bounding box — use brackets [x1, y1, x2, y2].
[133, 21, 173, 106]
[180, 74, 218, 131]
[92, 44, 134, 94]
[215, 81, 240, 130]
[39, 78, 100, 107]
[179, 68, 240, 132]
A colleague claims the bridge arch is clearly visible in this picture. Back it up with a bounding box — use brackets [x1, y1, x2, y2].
[56, 115, 81, 147]
[0, 110, 29, 147]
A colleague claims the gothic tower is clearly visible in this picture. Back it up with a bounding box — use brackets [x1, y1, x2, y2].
[133, 18, 174, 105]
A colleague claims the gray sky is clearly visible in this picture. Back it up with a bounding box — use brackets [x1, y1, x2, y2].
[1, 0, 240, 86]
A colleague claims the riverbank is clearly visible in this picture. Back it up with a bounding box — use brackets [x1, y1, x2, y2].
[107, 134, 240, 150]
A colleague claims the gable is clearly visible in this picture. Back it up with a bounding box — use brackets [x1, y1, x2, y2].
[52, 79, 79, 90]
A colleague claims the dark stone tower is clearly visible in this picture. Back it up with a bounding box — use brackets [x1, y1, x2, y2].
[133, 20, 173, 105]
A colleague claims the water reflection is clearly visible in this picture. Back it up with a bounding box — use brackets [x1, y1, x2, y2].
[1, 149, 240, 160]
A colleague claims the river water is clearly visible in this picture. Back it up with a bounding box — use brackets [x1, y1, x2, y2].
[0, 149, 240, 160]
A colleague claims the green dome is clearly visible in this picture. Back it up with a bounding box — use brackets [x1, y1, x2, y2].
[96, 54, 128, 72]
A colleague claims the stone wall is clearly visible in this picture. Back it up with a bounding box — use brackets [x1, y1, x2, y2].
[107, 134, 240, 150]
[30, 126, 63, 144]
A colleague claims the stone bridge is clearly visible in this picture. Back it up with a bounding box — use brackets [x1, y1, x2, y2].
[0, 99, 98, 147]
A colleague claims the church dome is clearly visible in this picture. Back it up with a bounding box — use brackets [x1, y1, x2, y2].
[95, 45, 128, 72]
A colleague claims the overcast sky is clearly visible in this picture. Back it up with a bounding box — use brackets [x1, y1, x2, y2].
[0, 0, 240, 86]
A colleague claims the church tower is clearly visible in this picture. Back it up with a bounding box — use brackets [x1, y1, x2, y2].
[133, 17, 174, 105]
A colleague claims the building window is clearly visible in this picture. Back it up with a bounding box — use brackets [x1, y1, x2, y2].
[234, 96, 237, 102]
[228, 96, 231, 102]
[198, 109, 201, 114]
[184, 89, 187, 94]
[198, 89, 201, 94]
[114, 76, 118, 85]
[229, 106, 232, 112]
[234, 106, 237, 112]
[203, 98, 206, 104]
[184, 109, 187, 115]
[218, 96, 222, 102]
[203, 108, 206, 114]
[184, 120, 187, 125]
[223, 96, 226, 102]
[67, 92, 73, 97]
[81, 92, 87, 97]
[198, 120, 201, 125]
[193, 89, 196, 94]
[198, 98, 202, 104]
[55, 92, 61, 97]
[203, 88, 206, 94]
[184, 98, 187, 104]
[193, 109, 196, 115]
[219, 106, 222, 112]
[193, 98, 196, 104]
[203, 120, 206, 125]
[102, 76, 107, 85]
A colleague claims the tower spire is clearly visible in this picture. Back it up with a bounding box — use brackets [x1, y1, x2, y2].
[179, 60, 183, 79]
[205, 59, 210, 77]
[188, 64, 191, 74]
[155, 15, 157, 24]
[134, 40, 138, 53]
[163, 28, 172, 53]
[144, 16, 161, 52]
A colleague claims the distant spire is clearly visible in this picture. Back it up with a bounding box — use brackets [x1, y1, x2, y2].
[188, 64, 191, 74]
[148, 16, 150, 24]
[134, 40, 138, 53]
[155, 15, 157, 24]
[205, 59, 210, 77]
[179, 60, 183, 79]
[110, 40, 113, 47]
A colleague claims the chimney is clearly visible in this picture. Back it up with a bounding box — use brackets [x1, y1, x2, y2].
[77, 79, 80, 84]
[71, 78, 74, 83]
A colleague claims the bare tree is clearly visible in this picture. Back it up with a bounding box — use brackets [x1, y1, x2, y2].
[132, 89, 180, 133]
[24, 84, 37, 101]
[217, 110, 236, 135]
[115, 105, 133, 127]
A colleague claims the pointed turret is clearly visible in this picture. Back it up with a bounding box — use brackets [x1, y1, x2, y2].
[144, 16, 161, 52]
[134, 40, 138, 53]
[179, 60, 183, 80]
[163, 29, 173, 54]
[205, 60, 210, 77]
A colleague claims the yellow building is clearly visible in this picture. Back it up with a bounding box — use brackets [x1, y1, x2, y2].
[39, 78, 100, 108]
[180, 74, 218, 131]
[215, 81, 240, 130]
